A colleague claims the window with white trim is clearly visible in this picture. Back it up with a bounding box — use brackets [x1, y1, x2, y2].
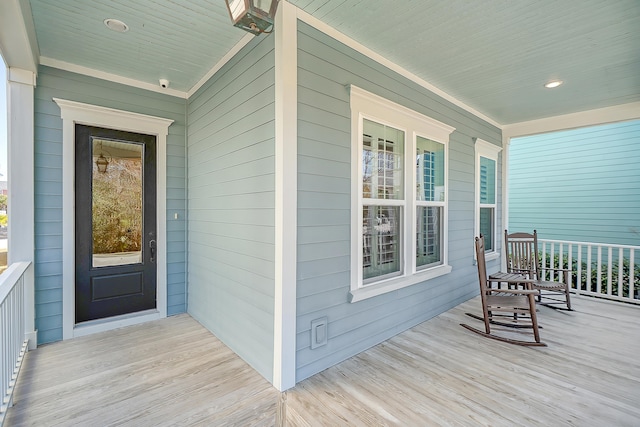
[349, 86, 455, 302]
[474, 138, 502, 256]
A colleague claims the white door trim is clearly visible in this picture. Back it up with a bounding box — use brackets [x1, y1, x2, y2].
[54, 98, 173, 339]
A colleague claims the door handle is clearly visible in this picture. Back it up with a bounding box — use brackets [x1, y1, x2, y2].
[149, 239, 156, 263]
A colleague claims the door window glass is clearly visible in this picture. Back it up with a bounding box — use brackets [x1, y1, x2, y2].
[92, 138, 143, 267]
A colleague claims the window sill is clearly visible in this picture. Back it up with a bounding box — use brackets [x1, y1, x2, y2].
[348, 264, 453, 303]
[485, 251, 500, 262]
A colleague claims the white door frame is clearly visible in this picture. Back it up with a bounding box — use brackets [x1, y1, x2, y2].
[54, 98, 173, 339]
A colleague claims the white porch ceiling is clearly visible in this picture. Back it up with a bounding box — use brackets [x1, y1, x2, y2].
[24, 0, 640, 125]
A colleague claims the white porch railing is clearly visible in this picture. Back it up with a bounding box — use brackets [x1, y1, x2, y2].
[0, 262, 31, 425]
[539, 239, 639, 305]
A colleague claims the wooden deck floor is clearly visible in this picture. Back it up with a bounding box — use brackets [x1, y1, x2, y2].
[6, 295, 640, 426]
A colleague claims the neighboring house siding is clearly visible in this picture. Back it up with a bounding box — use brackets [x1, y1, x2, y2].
[186, 36, 276, 381]
[509, 120, 640, 246]
[296, 22, 502, 381]
[34, 66, 188, 344]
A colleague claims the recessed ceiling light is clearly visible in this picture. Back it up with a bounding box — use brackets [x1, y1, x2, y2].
[544, 80, 563, 89]
[104, 18, 129, 33]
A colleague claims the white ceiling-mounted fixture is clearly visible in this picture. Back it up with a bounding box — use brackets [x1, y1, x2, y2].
[103, 18, 129, 33]
[224, 0, 280, 35]
[544, 80, 563, 89]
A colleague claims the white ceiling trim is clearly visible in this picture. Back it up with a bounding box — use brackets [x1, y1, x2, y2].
[294, 7, 502, 129]
[187, 33, 255, 98]
[503, 101, 640, 139]
[40, 56, 188, 99]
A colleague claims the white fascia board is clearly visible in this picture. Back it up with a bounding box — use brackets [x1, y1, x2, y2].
[503, 102, 640, 139]
[41, 57, 188, 99]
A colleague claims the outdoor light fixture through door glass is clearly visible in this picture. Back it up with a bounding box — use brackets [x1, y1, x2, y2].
[95, 140, 111, 173]
[224, 0, 279, 35]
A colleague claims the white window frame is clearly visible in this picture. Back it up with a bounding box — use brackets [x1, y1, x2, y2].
[474, 138, 502, 261]
[349, 86, 455, 302]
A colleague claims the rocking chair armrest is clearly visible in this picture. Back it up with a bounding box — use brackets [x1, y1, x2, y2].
[508, 268, 535, 276]
[486, 288, 539, 296]
[541, 267, 571, 282]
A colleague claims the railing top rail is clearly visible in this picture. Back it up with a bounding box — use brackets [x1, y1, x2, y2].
[538, 239, 640, 251]
[0, 261, 31, 304]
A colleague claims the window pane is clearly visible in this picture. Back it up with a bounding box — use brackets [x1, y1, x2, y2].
[416, 136, 444, 202]
[416, 206, 443, 268]
[362, 119, 404, 200]
[92, 139, 143, 267]
[480, 207, 494, 251]
[363, 205, 401, 280]
[480, 156, 496, 204]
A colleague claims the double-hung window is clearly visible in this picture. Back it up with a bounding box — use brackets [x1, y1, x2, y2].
[349, 86, 455, 302]
[474, 138, 502, 259]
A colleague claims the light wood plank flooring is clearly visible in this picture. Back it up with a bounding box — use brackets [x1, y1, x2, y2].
[5, 314, 279, 426]
[6, 295, 640, 426]
[284, 295, 640, 426]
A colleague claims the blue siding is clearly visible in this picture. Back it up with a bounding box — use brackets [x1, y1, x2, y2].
[186, 36, 276, 382]
[296, 22, 502, 381]
[34, 66, 187, 344]
[509, 120, 640, 246]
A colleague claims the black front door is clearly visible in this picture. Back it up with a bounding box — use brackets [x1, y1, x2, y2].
[75, 125, 157, 323]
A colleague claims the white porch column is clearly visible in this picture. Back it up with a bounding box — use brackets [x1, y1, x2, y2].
[273, 0, 298, 391]
[7, 67, 37, 349]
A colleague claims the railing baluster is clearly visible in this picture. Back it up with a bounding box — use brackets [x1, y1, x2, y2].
[577, 244, 582, 293]
[558, 242, 564, 283]
[630, 249, 636, 300]
[567, 243, 573, 290]
[618, 247, 624, 298]
[596, 246, 602, 294]
[540, 241, 546, 277]
[606, 246, 612, 297]
[587, 245, 592, 293]
[550, 242, 555, 280]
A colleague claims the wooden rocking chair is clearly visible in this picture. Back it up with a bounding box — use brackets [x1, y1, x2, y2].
[461, 236, 545, 346]
[503, 230, 572, 310]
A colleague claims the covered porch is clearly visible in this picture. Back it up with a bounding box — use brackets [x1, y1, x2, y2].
[0, 1, 639, 425]
[6, 294, 639, 426]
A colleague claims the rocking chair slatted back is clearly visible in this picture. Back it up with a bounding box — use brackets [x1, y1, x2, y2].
[504, 231, 539, 278]
[504, 230, 572, 310]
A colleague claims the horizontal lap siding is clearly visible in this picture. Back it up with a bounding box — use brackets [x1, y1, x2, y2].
[296, 22, 502, 381]
[187, 36, 275, 382]
[34, 66, 187, 344]
[509, 120, 640, 246]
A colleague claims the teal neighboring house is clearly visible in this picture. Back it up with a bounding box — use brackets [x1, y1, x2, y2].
[509, 120, 640, 246]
